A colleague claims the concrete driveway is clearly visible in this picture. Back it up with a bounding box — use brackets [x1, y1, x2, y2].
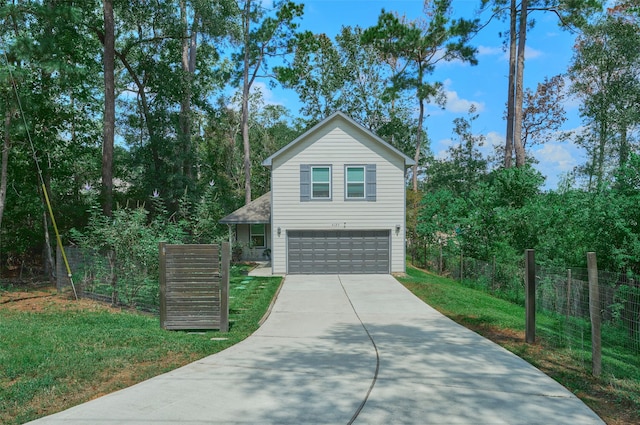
[28, 274, 604, 424]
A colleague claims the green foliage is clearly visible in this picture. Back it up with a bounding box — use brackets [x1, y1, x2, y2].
[569, 12, 640, 187]
[70, 189, 229, 308]
[275, 24, 419, 152]
[418, 165, 544, 262]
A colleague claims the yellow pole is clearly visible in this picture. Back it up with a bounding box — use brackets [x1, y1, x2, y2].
[42, 183, 77, 300]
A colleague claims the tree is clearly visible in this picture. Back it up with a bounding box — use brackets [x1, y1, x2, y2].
[512, 0, 528, 167]
[275, 30, 346, 122]
[0, 1, 103, 269]
[483, 0, 602, 167]
[178, 0, 239, 181]
[93, 0, 237, 206]
[102, 0, 115, 216]
[569, 12, 640, 189]
[276, 25, 418, 160]
[426, 106, 488, 195]
[237, 0, 303, 205]
[363, 0, 478, 191]
[520, 74, 567, 150]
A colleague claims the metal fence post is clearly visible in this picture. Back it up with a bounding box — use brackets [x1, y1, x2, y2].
[525, 249, 536, 344]
[492, 255, 496, 289]
[566, 268, 572, 322]
[460, 250, 463, 282]
[587, 252, 602, 377]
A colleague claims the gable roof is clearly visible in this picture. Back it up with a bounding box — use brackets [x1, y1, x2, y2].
[261, 111, 415, 167]
[219, 191, 271, 224]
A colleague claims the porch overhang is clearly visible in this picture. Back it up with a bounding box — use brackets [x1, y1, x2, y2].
[219, 191, 271, 225]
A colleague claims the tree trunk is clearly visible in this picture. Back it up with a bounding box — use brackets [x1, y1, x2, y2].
[116, 52, 162, 174]
[179, 1, 197, 181]
[596, 119, 607, 190]
[242, 0, 252, 205]
[102, 0, 115, 216]
[42, 211, 55, 283]
[619, 124, 628, 167]
[412, 97, 425, 192]
[504, 0, 517, 168]
[0, 107, 11, 230]
[513, 0, 528, 167]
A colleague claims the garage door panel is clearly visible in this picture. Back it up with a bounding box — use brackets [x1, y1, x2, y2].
[288, 230, 389, 274]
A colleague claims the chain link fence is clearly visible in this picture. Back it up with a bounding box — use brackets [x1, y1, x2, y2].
[409, 240, 640, 379]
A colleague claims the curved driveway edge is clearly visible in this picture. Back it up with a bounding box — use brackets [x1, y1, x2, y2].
[27, 274, 604, 425]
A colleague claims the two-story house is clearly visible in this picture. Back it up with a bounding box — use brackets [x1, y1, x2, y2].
[220, 111, 414, 275]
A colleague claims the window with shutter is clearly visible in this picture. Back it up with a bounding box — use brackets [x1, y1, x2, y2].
[345, 164, 376, 201]
[311, 166, 331, 199]
[345, 166, 365, 199]
[301, 165, 331, 201]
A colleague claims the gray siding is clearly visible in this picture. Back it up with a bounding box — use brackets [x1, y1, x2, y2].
[270, 117, 407, 274]
[287, 230, 389, 274]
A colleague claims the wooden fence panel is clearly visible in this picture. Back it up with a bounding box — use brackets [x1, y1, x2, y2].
[160, 243, 229, 331]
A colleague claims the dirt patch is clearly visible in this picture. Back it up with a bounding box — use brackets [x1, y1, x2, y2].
[89, 353, 200, 400]
[0, 288, 123, 313]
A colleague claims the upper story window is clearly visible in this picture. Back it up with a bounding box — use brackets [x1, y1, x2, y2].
[311, 166, 331, 199]
[301, 163, 376, 202]
[346, 166, 365, 199]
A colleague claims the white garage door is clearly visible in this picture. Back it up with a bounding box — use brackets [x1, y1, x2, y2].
[287, 230, 390, 274]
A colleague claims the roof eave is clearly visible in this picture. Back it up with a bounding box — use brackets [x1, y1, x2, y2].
[261, 112, 415, 167]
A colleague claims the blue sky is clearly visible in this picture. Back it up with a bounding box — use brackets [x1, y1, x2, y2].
[257, 0, 587, 189]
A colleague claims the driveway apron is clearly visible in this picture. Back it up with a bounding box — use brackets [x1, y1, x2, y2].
[27, 274, 604, 425]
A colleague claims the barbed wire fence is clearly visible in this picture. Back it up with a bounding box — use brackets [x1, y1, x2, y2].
[409, 240, 640, 380]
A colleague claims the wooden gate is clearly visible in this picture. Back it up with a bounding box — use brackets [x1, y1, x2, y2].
[159, 243, 229, 331]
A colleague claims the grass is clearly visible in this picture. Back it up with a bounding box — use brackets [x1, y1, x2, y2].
[0, 264, 281, 425]
[397, 265, 640, 425]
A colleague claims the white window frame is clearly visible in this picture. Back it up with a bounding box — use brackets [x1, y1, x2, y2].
[250, 223, 266, 248]
[345, 165, 366, 200]
[311, 165, 332, 200]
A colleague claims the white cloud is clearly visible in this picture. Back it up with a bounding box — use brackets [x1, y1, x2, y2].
[478, 45, 504, 56]
[433, 138, 454, 159]
[525, 46, 543, 60]
[251, 81, 283, 106]
[444, 89, 485, 113]
[532, 138, 586, 189]
[481, 131, 504, 157]
[534, 143, 578, 172]
[442, 79, 485, 113]
[433, 131, 503, 161]
[476, 44, 542, 61]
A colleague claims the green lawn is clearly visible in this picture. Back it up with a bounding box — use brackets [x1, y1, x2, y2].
[0, 265, 281, 425]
